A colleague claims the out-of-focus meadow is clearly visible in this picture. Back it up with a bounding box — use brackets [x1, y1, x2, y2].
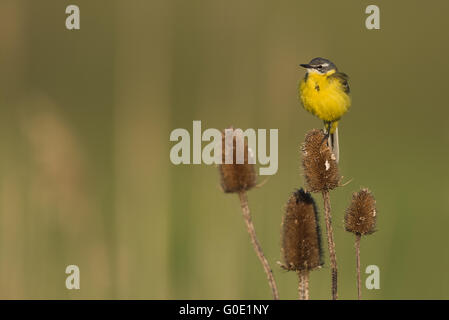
[0, 0, 448, 299]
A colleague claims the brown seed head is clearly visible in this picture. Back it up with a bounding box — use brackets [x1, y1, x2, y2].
[345, 188, 377, 235]
[219, 128, 257, 193]
[281, 188, 323, 271]
[301, 129, 340, 192]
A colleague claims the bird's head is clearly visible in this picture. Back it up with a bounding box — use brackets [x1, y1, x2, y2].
[300, 57, 337, 75]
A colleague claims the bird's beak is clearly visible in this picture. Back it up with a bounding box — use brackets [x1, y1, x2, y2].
[299, 64, 311, 68]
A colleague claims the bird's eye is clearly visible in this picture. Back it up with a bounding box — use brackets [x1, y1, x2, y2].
[317, 65, 323, 69]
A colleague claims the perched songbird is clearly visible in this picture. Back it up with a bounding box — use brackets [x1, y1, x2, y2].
[298, 57, 351, 162]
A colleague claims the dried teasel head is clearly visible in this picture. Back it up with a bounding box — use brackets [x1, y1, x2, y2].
[281, 188, 323, 271]
[345, 188, 377, 235]
[301, 129, 340, 193]
[218, 128, 257, 193]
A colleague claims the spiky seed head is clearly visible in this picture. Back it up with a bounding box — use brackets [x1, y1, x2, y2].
[301, 129, 340, 192]
[218, 128, 257, 193]
[345, 188, 377, 235]
[281, 188, 323, 271]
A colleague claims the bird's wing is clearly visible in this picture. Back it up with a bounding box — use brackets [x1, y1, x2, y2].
[329, 72, 350, 93]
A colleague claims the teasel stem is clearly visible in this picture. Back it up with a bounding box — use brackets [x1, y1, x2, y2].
[355, 233, 361, 300]
[322, 190, 338, 300]
[297, 270, 310, 300]
[345, 188, 377, 299]
[238, 191, 279, 300]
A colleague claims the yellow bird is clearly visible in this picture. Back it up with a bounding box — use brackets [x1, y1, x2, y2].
[298, 57, 351, 162]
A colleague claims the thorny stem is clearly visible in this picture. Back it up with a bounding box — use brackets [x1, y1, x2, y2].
[297, 270, 310, 300]
[238, 191, 279, 300]
[322, 190, 338, 300]
[355, 233, 362, 300]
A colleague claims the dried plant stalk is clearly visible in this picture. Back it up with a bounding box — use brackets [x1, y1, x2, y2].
[301, 129, 340, 300]
[239, 191, 279, 300]
[297, 270, 310, 300]
[322, 190, 338, 300]
[218, 128, 279, 299]
[355, 233, 361, 300]
[345, 188, 377, 300]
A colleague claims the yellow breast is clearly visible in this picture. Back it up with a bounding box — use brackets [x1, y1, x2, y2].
[299, 72, 351, 122]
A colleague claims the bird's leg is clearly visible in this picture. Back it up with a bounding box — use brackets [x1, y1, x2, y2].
[322, 121, 332, 145]
[325, 121, 332, 137]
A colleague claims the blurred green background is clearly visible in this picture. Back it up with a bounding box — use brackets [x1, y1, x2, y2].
[0, 0, 448, 299]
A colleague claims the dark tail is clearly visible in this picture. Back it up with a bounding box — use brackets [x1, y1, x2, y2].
[328, 127, 339, 163]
